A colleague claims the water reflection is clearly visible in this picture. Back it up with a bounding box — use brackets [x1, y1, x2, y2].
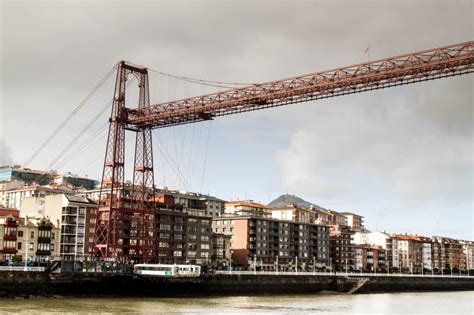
[0, 291, 472, 314]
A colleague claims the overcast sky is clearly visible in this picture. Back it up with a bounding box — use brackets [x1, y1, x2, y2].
[0, 0, 472, 239]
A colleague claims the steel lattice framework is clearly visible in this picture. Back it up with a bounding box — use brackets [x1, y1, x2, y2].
[94, 41, 473, 263]
[94, 62, 156, 263]
[126, 41, 474, 129]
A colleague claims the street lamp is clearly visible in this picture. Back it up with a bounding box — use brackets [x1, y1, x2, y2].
[275, 255, 279, 275]
[229, 249, 233, 275]
[295, 256, 298, 275]
[24, 216, 29, 272]
[253, 254, 257, 275]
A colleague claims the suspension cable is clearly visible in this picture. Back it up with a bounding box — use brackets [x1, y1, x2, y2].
[148, 67, 256, 89]
[153, 130, 192, 190]
[200, 120, 212, 193]
[23, 65, 117, 167]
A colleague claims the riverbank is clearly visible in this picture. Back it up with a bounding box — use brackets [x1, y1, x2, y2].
[1, 271, 473, 298]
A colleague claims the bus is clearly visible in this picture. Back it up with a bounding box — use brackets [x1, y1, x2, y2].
[133, 264, 201, 277]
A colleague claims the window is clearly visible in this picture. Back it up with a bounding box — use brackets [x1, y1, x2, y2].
[159, 233, 170, 239]
[29, 243, 34, 250]
[201, 244, 210, 250]
[18, 230, 23, 237]
[51, 244, 55, 251]
[159, 224, 171, 230]
[52, 233, 55, 240]
[201, 235, 209, 241]
[30, 231, 34, 238]
[17, 242, 22, 250]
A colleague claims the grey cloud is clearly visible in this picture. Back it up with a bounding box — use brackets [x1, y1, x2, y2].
[0, 0, 472, 238]
[0, 139, 14, 165]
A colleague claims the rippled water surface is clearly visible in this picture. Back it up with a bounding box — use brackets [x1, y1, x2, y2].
[0, 291, 472, 314]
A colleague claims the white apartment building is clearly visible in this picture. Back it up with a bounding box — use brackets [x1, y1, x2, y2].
[421, 239, 433, 271]
[339, 212, 364, 232]
[43, 194, 96, 261]
[0, 179, 25, 207]
[7, 185, 70, 211]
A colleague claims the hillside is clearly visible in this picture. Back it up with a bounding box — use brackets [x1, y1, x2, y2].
[268, 194, 324, 210]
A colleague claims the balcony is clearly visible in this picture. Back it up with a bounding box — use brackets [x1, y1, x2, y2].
[1, 247, 17, 254]
[3, 235, 16, 242]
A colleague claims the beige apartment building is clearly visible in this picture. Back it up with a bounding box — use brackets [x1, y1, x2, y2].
[224, 200, 272, 217]
[339, 212, 364, 232]
[269, 204, 316, 224]
[0, 208, 60, 263]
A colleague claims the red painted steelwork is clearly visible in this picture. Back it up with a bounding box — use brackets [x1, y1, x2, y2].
[126, 41, 474, 129]
[93, 41, 473, 263]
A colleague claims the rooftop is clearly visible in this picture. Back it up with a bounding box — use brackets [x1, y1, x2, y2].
[225, 200, 272, 209]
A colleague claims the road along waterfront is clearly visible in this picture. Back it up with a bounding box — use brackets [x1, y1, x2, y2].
[0, 291, 472, 314]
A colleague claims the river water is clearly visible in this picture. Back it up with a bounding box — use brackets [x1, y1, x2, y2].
[0, 291, 472, 314]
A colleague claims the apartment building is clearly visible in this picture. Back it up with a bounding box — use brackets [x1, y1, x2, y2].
[432, 236, 464, 271]
[461, 241, 474, 271]
[155, 202, 186, 264]
[419, 237, 433, 271]
[7, 185, 72, 211]
[224, 200, 272, 218]
[212, 216, 329, 270]
[327, 210, 348, 226]
[83, 185, 225, 218]
[0, 209, 20, 261]
[0, 208, 60, 263]
[329, 224, 355, 271]
[211, 232, 231, 268]
[184, 214, 212, 265]
[339, 212, 364, 232]
[16, 217, 61, 263]
[353, 244, 385, 271]
[269, 204, 316, 224]
[0, 165, 53, 185]
[0, 179, 25, 207]
[387, 234, 423, 273]
[37, 194, 97, 261]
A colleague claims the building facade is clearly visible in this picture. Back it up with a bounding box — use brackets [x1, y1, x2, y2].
[329, 224, 355, 271]
[213, 216, 329, 270]
[269, 204, 316, 224]
[339, 212, 364, 232]
[224, 201, 272, 218]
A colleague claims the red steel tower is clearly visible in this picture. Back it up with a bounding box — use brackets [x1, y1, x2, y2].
[93, 61, 156, 263]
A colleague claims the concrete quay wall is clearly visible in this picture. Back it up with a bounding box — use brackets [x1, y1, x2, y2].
[0, 272, 473, 298]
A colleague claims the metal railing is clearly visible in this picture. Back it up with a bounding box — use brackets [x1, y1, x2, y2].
[214, 270, 474, 279]
[0, 266, 45, 272]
